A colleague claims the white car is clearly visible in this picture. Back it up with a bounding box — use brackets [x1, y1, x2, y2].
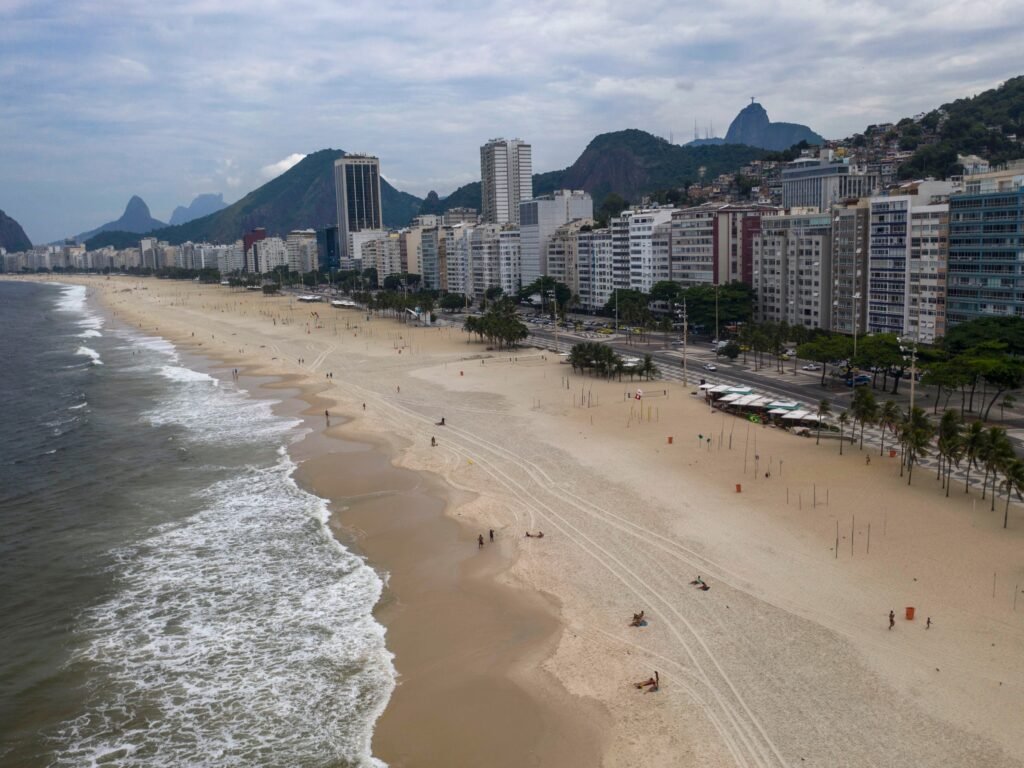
[703, 363, 717, 371]
[802, 363, 821, 371]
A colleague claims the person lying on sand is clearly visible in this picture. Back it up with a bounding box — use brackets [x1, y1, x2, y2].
[525, 531, 545, 538]
[630, 611, 646, 627]
[689, 576, 704, 585]
[634, 671, 659, 691]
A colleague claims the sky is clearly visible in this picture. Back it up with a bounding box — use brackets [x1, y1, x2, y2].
[2, 0, 1023, 244]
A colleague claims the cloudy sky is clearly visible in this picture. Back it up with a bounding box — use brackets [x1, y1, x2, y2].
[2, 0, 1023, 243]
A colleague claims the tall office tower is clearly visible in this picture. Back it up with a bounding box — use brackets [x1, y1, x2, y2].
[480, 138, 532, 225]
[334, 154, 383, 265]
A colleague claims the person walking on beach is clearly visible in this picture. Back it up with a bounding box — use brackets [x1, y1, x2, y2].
[634, 671, 659, 691]
[889, 610, 895, 630]
[489, 529, 494, 542]
[926, 617, 932, 629]
[325, 409, 330, 426]
[478, 534, 485, 548]
[431, 436, 437, 447]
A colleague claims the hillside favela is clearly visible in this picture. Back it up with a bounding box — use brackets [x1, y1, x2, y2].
[3, 4, 1024, 767]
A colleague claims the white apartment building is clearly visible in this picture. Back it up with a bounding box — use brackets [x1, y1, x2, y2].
[420, 227, 443, 290]
[546, 219, 595, 298]
[830, 201, 870, 337]
[578, 228, 614, 311]
[286, 230, 318, 273]
[363, 233, 403, 280]
[218, 240, 245, 274]
[480, 138, 532, 225]
[348, 229, 386, 269]
[444, 224, 472, 295]
[867, 192, 951, 344]
[519, 190, 593, 285]
[752, 211, 833, 329]
[624, 208, 674, 292]
[669, 207, 715, 286]
[470, 224, 502, 301]
[255, 237, 288, 273]
[498, 228, 521, 296]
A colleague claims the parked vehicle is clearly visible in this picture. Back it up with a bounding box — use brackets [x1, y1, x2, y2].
[704, 363, 717, 371]
[846, 373, 871, 387]
[802, 363, 821, 371]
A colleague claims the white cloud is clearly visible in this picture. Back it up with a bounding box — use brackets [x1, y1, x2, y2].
[260, 153, 307, 179]
[4, 0, 1024, 242]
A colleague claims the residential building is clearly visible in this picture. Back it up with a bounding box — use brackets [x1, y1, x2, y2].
[625, 208, 674, 292]
[469, 224, 502, 301]
[480, 138, 532, 225]
[286, 229, 318, 274]
[829, 201, 870, 337]
[546, 219, 595, 298]
[519, 190, 593, 284]
[242, 228, 267, 273]
[867, 184, 953, 343]
[420, 227, 443, 290]
[669, 206, 715, 287]
[578, 228, 614, 311]
[362, 232, 403, 280]
[348, 229, 386, 269]
[947, 162, 1024, 325]
[752, 210, 833, 329]
[498, 227, 521, 296]
[443, 207, 479, 226]
[317, 227, 340, 272]
[443, 224, 472, 295]
[256, 237, 288, 273]
[781, 155, 879, 211]
[400, 226, 423, 276]
[334, 154, 383, 266]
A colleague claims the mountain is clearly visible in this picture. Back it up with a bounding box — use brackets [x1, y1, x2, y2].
[723, 102, 824, 151]
[85, 150, 423, 249]
[0, 209, 32, 252]
[77, 196, 166, 242]
[897, 76, 1024, 179]
[421, 130, 767, 216]
[169, 193, 228, 226]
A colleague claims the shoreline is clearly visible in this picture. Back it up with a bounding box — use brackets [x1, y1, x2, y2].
[72, 276, 610, 767]
[17, 275, 1024, 767]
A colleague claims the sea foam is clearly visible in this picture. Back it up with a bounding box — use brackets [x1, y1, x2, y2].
[52, 331, 393, 768]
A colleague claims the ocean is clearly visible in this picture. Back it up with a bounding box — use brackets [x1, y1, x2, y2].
[0, 280, 393, 767]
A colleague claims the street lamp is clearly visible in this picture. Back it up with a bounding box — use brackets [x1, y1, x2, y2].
[898, 334, 918, 412]
[681, 298, 689, 385]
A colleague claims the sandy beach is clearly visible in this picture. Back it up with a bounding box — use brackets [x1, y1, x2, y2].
[30, 274, 1024, 767]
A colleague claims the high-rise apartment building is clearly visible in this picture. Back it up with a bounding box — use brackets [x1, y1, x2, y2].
[578, 228, 614, 311]
[830, 201, 870, 337]
[480, 139, 532, 225]
[752, 211, 833, 329]
[334, 154, 383, 266]
[519, 190, 593, 284]
[867, 182, 954, 344]
[947, 162, 1024, 326]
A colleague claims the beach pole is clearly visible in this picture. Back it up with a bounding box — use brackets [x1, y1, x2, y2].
[814, 484, 817, 507]
[867, 523, 871, 554]
[835, 520, 838, 558]
[993, 572, 997, 599]
[1014, 585, 1019, 611]
[851, 515, 855, 557]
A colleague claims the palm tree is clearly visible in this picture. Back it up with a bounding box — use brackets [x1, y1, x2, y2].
[850, 387, 879, 450]
[878, 400, 900, 457]
[962, 420, 986, 494]
[984, 428, 1014, 511]
[936, 409, 962, 484]
[1001, 458, 1024, 529]
[837, 411, 850, 455]
[816, 398, 832, 445]
[902, 407, 935, 485]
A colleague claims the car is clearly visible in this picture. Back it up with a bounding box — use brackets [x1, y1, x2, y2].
[802, 363, 821, 371]
[703, 363, 717, 371]
[670, 340, 685, 347]
[597, 327, 614, 334]
[846, 374, 872, 387]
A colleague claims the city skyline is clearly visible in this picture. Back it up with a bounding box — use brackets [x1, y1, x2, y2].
[3, 0, 1024, 243]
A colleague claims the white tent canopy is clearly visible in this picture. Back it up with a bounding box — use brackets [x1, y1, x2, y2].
[718, 393, 743, 403]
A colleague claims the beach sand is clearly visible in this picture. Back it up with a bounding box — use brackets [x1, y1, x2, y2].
[36, 275, 1024, 767]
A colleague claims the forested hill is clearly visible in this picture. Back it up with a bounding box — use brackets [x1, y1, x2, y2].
[898, 76, 1024, 178]
[421, 130, 766, 216]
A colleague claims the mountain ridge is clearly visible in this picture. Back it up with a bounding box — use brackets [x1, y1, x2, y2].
[0, 209, 32, 252]
[169, 193, 228, 226]
[77, 196, 166, 243]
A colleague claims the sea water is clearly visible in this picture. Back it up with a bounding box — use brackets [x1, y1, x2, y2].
[0, 281, 393, 767]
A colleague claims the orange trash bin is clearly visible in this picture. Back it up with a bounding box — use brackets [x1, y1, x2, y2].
[905, 606, 915, 621]
[889, 449, 897, 458]
[735, 484, 742, 493]
[668, 436, 673, 444]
